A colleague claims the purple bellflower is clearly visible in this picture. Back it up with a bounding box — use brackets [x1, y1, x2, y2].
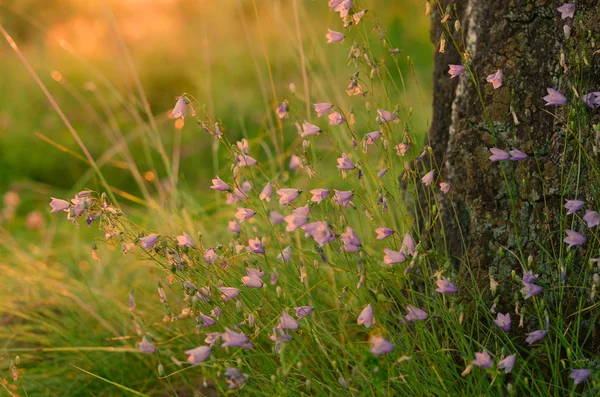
[357, 304, 374, 328]
[405, 305, 428, 322]
[557, 3, 575, 19]
[489, 148, 510, 162]
[543, 88, 567, 106]
[564, 199, 584, 214]
[498, 355, 516, 374]
[313, 103, 333, 117]
[472, 350, 492, 368]
[448, 64, 465, 78]
[370, 336, 394, 355]
[494, 313, 511, 332]
[185, 346, 211, 365]
[564, 230, 586, 247]
[486, 70, 504, 89]
[583, 210, 600, 228]
[525, 330, 546, 344]
[435, 277, 457, 294]
[570, 369, 591, 385]
[326, 29, 345, 43]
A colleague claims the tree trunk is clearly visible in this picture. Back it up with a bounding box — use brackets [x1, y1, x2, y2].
[429, 0, 600, 346]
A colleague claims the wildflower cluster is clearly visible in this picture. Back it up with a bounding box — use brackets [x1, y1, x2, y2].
[48, 0, 599, 394]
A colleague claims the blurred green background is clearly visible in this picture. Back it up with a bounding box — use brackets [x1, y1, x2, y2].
[0, 0, 432, 212]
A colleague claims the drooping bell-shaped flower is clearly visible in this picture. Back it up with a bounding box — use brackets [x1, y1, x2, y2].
[137, 336, 157, 353]
[71, 197, 92, 216]
[139, 234, 160, 250]
[210, 176, 229, 191]
[435, 277, 457, 294]
[294, 306, 312, 319]
[375, 227, 394, 240]
[221, 328, 253, 349]
[334, 0, 352, 18]
[383, 248, 405, 265]
[486, 70, 504, 89]
[364, 131, 381, 145]
[171, 96, 189, 119]
[509, 149, 527, 161]
[472, 350, 492, 368]
[284, 205, 310, 231]
[235, 208, 256, 222]
[219, 287, 240, 301]
[543, 88, 567, 106]
[176, 231, 195, 248]
[237, 139, 249, 153]
[277, 246, 292, 263]
[421, 171, 435, 185]
[376, 108, 398, 123]
[313, 103, 333, 117]
[370, 336, 393, 355]
[247, 237, 264, 254]
[301, 121, 321, 137]
[569, 369, 591, 385]
[564, 199, 584, 214]
[302, 221, 336, 246]
[204, 332, 221, 347]
[439, 182, 450, 193]
[236, 155, 257, 167]
[328, 111, 345, 125]
[204, 248, 218, 264]
[498, 355, 516, 374]
[337, 153, 355, 170]
[357, 304, 374, 328]
[185, 346, 211, 365]
[326, 29, 345, 43]
[310, 188, 330, 204]
[49, 197, 70, 213]
[333, 190, 354, 207]
[279, 311, 299, 330]
[258, 183, 272, 203]
[289, 154, 303, 170]
[400, 233, 416, 256]
[241, 275, 263, 288]
[522, 280, 542, 299]
[277, 188, 301, 206]
[405, 305, 428, 322]
[228, 220, 241, 233]
[448, 64, 465, 78]
[522, 269, 539, 284]
[557, 3, 575, 19]
[583, 210, 600, 228]
[341, 227, 361, 252]
[525, 330, 546, 344]
[564, 229, 586, 247]
[494, 313, 511, 332]
[198, 313, 216, 328]
[489, 148, 510, 162]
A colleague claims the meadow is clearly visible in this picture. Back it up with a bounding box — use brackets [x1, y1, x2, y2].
[1, 0, 599, 396]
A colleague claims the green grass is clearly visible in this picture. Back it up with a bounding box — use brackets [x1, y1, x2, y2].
[1, 0, 599, 396]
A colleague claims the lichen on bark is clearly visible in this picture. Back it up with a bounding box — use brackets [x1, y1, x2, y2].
[427, 0, 600, 351]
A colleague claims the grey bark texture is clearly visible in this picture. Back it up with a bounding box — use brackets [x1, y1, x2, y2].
[429, 0, 600, 348]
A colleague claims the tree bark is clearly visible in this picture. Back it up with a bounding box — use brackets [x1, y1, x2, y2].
[429, 0, 600, 346]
